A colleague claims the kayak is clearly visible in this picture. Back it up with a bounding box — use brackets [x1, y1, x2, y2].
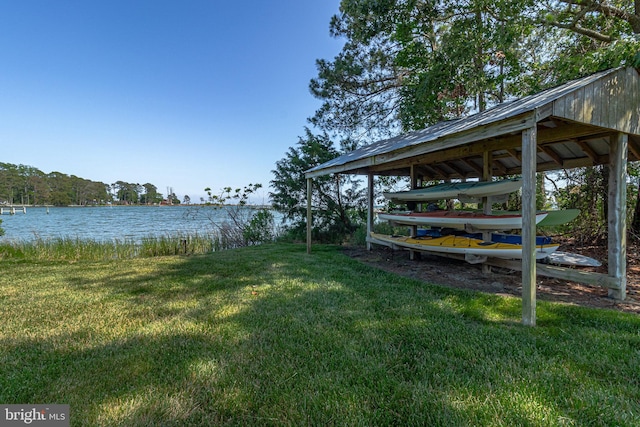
[377, 210, 548, 230]
[369, 232, 559, 261]
[384, 179, 521, 202]
[543, 251, 602, 267]
[479, 209, 580, 227]
[415, 229, 553, 246]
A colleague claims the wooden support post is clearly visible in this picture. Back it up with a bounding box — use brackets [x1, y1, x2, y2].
[306, 178, 312, 254]
[521, 126, 538, 326]
[410, 165, 420, 260]
[608, 133, 628, 300]
[482, 151, 492, 274]
[367, 173, 374, 251]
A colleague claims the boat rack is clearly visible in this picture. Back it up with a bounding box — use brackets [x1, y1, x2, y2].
[367, 234, 618, 291]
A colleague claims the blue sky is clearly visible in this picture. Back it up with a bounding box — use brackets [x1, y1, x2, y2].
[0, 1, 343, 203]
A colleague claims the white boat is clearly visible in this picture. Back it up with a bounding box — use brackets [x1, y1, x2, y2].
[384, 179, 522, 202]
[377, 210, 548, 231]
[369, 232, 559, 262]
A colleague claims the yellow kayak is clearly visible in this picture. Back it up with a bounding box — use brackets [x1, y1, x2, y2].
[369, 232, 558, 260]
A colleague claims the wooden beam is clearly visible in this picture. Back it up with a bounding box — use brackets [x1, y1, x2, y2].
[367, 173, 374, 251]
[522, 126, 538, 326]
[537, 121, 610, 144]
[363, 244, 623, 290]
[608, 133, 628, 300]
[576, 140, 600, 162]
[506, 156, 602, 176]
[430, 164, 451, 179]
[492, 159, 508, 175]
[442, 160, 468, 178]
[461, 158, 484, 175]
[409, 166, 420, 260]
[305, 112, 536, 178]
[422, 164, 442, 180]
[506, 149, 520, 161]
[370, 137, 522, 174]
[486, 259, 621, 289]
[482, 151, 492, 275]
[628, 138, 640, 161]
[538, 145, 563, 166]
[368, 121, 606, 175]
[306, 117, 609, 179]
[414, 166, 430, 181]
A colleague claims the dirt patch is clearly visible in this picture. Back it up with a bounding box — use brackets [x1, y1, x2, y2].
[343, 241, 640, 314]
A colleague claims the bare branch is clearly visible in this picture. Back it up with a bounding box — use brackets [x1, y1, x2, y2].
[559, 0, 640, 33]
[546, 19, 614, 43]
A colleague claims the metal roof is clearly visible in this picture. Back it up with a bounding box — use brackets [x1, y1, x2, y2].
[306, 67, 640, 179]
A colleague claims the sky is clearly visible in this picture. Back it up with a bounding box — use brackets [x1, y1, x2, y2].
[0, 0, 344, 204]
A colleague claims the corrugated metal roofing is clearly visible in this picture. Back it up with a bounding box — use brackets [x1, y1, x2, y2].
[306, 67, 630, 176]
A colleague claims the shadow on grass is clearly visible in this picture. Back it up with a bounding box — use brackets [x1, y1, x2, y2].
[2, 243, 639, 425]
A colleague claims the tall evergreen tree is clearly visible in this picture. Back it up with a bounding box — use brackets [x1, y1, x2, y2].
[310, 0, 639, 142]
[310, 0, 534, 141]
[271, 128, 366, 242]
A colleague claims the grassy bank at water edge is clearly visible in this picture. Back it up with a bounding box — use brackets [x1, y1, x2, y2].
[1, 243, 638, 426]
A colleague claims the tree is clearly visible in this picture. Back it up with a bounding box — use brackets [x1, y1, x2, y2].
[141, 183, 162, 205]
[114, 181, 140, 205]
[48, 172, 74, 206]
[310, 0, 533, 141]
[271, 128, 366, 242]
[530, 0, 640, 86]
[0, 161, 168, 207]
[311, 0, 640, 142]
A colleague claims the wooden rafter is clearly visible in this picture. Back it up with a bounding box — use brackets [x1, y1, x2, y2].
[430, 164, 451, 179]
[627, 138, 640, 161]
[575, 140, 600, 162]
[442, 161, 468, 178]
[422, 164, 442, 180]
[537, 145, 563, 166]
[368, 121, 606, 175]
[506, 149, 520, 161]
[460, 158, 483, 175]
[492, 159, 508, 175]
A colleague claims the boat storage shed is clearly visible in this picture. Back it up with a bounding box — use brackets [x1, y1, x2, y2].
[305, 67, 640, 326]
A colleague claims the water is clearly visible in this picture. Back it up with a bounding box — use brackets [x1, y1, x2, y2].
[0, 205, 253, 242]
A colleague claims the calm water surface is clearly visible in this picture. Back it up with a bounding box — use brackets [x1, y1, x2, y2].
[0, 206, 240, 242]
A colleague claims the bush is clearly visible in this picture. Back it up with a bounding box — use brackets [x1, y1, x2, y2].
[243, 208, 276, 245]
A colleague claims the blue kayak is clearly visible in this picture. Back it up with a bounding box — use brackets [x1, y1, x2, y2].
[415, 228, 552, 245]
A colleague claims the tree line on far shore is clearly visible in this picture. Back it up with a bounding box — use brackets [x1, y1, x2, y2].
[0, 162, 184, 206]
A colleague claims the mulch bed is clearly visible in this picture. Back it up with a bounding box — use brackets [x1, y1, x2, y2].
[343, 239, 640, 314]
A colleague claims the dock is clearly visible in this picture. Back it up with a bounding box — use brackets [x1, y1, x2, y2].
[0, 206, 27, 215]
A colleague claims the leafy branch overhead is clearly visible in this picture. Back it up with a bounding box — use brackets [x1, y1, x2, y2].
[309, 0, 640, 142]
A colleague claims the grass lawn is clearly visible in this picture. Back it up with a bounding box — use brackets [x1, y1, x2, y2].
[1, 243, 639, 426]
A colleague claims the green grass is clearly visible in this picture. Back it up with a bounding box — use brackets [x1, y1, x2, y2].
[1, 244, 639, 426]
